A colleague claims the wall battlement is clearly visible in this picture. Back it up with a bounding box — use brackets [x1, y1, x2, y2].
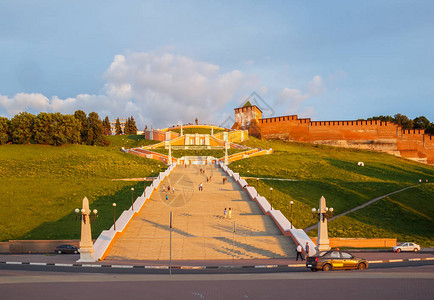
[233, 108, 434, 165]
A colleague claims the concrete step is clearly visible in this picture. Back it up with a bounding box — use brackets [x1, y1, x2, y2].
[104, 165, 296, 261]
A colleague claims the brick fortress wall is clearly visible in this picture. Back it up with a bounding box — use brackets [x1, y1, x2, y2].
[234, 105, 434, 165]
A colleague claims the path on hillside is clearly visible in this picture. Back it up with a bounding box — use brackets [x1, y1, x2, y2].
[304, 185, 416, 232]
[105, 165, 296, 261]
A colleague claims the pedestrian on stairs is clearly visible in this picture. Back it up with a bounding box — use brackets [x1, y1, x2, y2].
[224, 208, 227, 219]
[228, 208, 232, 219]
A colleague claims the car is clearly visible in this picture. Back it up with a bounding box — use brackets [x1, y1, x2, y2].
[306, 250, 368, 272]
[392, 242, 421, 253]
[54, 245, 79, 254]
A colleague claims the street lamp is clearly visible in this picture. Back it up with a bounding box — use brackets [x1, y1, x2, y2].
[74, 208, 98, 224]
[270, 187, 273, 210]
[290, 201, 294, 229]
[312, 207, 334, 222]
[112, 203, 117, 230]
[131, 187, 135, 211]
[256, 178, 259, 190]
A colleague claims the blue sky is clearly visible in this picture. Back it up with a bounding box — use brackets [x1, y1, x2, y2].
[0, 0, 433, 128]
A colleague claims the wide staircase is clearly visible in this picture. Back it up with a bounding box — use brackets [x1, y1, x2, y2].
[105, 165, 296, 261]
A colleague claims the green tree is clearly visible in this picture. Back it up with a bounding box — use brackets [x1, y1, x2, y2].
[54, 113, 81, 145]
[413, 116, 430, 129]
[0, 116, 10, 145]
[74, 110, 89, 144]
[394, 113, 413, 130]
[34, 112, 55, 145]
[10, 112, 35, 144]
[124, 118, 131, 134]
[88, 112, 104, 145]
[102, 116, 111, 135]
[115, 118, 122, 135]
[367, 115, 394, 122]
[129, 116, 138, 134]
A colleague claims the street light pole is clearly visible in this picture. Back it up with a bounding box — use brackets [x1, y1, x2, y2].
[290, 201, 294, 229]
[270, 187, 273, 210]
[131, 187, 135, 211]
[256, 178, 259, 190]
[112, 203, 116, 230]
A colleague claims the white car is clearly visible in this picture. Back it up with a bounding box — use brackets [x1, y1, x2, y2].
[392, 242, 421, 253]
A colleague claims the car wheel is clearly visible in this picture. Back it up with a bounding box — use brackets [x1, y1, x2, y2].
[357, 263, 366, 270]
[322, 264, 332, 272]
[396, 248, 401, 253]
[413, 248, 419, 252]
[74, 250, 78, 254]
[57, 250, 62, 254]
[311, 268, 318, 272]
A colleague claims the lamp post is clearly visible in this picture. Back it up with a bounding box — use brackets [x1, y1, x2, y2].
[75, 197, 98, 262]
[112, 203, 117, 230]
[290, 201, 294, 229]
[312, 196, 334, 251]
[256, 178, 259, 190]
[131, 187, 135, 211]
[269, 187, 273, 210]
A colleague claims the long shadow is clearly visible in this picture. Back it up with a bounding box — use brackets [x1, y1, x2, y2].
[19, 181, 148, 240]
[140, 219, 196, 238]
[210, 236, 293, 258]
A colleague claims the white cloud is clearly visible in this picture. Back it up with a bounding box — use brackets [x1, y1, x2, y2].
[278, 75, 326, 114]
[0, 51, 258, 128]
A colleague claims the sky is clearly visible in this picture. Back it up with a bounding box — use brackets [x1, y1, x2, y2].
[0, 0, 433, 129]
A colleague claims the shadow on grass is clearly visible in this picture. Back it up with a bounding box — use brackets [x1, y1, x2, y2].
[19, 181, 149, 240]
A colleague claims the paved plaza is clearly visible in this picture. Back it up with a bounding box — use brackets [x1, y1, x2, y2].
[105, 165, 296, 261]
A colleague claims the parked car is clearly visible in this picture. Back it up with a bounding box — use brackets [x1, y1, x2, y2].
[54, 245, 79, 254]
[392, 242, 421, 253]
[306, 250, 368, 272]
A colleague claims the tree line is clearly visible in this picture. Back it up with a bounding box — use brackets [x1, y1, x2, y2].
[367, 114, 434, 134]
[0, 110, 138, 146]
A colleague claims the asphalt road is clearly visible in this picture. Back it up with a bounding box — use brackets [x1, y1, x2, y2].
[1, 263, 433, 300]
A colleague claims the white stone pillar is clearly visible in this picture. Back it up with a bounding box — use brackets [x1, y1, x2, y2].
[224, 141, 229, 165]
[316, 196, 331, 251]
[77, 197, 95, 262]
[168, 144, 172, 165]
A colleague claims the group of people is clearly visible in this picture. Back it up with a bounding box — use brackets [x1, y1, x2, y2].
[296, 242, 311, 261]
[162, 184, 175, 201]
[223, 207, 232, 219]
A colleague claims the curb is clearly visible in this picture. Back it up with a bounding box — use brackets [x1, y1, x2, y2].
[1, 257, 434, 270]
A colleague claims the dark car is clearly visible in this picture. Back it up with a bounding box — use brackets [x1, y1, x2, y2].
[54, 245, 79, 254]
[306, 250, 368, 272]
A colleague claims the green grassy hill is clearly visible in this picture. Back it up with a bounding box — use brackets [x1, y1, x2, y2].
[0, 135, 164, 241]
[235, 138, 434, 246]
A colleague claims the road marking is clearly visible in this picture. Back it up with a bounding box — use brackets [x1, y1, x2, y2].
[389, 259, 403, 262]
[82, 264, 102, 268]
[29, 262, 47, 266]
[111, 265, 134, 268]
[6, 262, 22, 265]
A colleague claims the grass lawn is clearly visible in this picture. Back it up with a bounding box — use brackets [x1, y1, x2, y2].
[237, 138, 434, 246]
[0, 137, 164, 241]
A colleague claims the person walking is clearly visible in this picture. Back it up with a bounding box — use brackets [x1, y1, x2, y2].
[165, 194, 168, 201]
[228, 208, 232, 219]
[172, 187, 175, 194]
[296, 244, 304, 261]
[162, 184, 166, 192]
[305, 242, 310, 258]
[224, 208, 227, 219]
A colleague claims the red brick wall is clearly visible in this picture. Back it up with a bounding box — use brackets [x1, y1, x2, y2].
[256, 115, 434, 164]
